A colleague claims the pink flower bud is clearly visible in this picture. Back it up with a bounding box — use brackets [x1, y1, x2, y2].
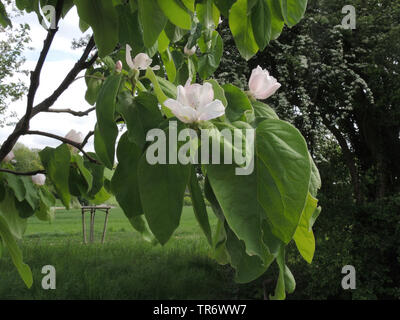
[32, 174, 46, 186]
[249, 66, 281, 100]
[115, 60, 123, 73]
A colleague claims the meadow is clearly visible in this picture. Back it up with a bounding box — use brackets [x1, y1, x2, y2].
[0, 207, 264, 300]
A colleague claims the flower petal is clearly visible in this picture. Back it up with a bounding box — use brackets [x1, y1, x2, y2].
[126, 44, 135, 70]
[164, 99, 197, 123]
[199, 82, 214, 108]
[197, 100, 225, 121]
[134, 53, 152, 70]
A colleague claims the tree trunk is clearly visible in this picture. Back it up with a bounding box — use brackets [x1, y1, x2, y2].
[322, 118, 363, 204]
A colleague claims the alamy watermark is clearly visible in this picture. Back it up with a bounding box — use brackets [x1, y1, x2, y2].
[40, 5, 57, 30]
[145, 121, 255, 176]
[342, 5, 356, 30]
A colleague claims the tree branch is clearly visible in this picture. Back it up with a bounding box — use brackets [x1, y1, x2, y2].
[0, 169, 46, 176]
[0, 36, 98, 161]
[25, 130, 99, 164]
[45, 107, 95, 117]
[81, 130, 94, 148]
[23, 0, 65, 131]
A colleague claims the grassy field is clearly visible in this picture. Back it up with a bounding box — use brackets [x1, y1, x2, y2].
[0, 207, 264, 300]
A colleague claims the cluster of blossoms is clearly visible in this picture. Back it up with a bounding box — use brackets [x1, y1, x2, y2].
[164, 65, 281, 124]
[116, 44, 281, 124]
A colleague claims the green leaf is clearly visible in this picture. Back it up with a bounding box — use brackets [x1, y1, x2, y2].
[0, 216, 33, 288]
[211, 218, 230, 264]
[157, 0, 192, 30]
[95, 74, 122, 169]
[138, 126, 190, 244]
[0, 190, 27, 239]
[266, 0, 285, 40]
[161, 48, 177, 82]
[256, 119, 311, 243]
[188, 167, 212, 245]
[4, 174, 25, 202]
[71, 154, 93, 192]
[197, 0, 219, 29]
[213, 0, 236, 17]
[269, 246, 286, 300]
[293, 192, 317, 263]
[186, 22, 203, 49]
[0, 1, 12, 28]
[251, 0, 272, 50]
[225, 221, 273, 283]
[116, 4, 145, 56]
[74, 0, 119, 57]
[130, 215, 157, 243]
[181, 0, 195, 12]
[164, 21, 188, 43]
[198, 31, 223, 80]
[309, 155, 321, 197]
[138, 0, 168, 48]
[222, 84, 254, 122]
[205, 79, 227, 107]
[85, 71, 103, 106]
[91, 186, 111, 205]
[15, 199, 36, 219]
[229, 0, 259, 60]
[158, 30, 170, 53]
[84, 153, 105, 198]
[279, 0, 307, 27]
[111, 133, 143, 220]
[206, 163, 271, 264]
[39, 144, 71, 208]
[116, 91, 163, 149]
[252, 100, 279, 120]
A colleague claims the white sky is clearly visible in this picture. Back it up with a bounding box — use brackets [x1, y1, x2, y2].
[0, 7, 97, 151]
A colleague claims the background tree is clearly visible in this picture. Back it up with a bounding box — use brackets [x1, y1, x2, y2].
[0, 0, 30, 127]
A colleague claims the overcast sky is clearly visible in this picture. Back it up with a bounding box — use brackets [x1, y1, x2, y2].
[0, 7, 97, 151]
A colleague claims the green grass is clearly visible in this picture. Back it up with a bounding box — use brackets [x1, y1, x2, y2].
[0, 207, 257, 300]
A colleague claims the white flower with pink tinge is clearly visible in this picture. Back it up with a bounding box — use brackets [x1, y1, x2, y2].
[164, 82, 225, 124]
[65, 129, 83, 144]
[126, 44, 160, 71]
[32, 174, 46, 186]
[249, 66, 281, 100]
[115, 60, 123, 73]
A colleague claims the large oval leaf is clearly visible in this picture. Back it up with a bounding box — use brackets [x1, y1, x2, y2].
[95, 74, 122, 169]
[74, 0, 119, 57]
[111, 133, 143, 221]
[229, 0, 259, 60]
[256, 119, 311, 243]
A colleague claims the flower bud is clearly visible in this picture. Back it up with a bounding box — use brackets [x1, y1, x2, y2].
[249, 66, 281, 100]
[115, 60, 123, 73]
[32, 174, 46, 186]
[184, 45, 196, 56]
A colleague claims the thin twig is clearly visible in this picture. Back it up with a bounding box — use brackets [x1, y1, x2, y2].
[25, 130, 99, 164]
[0, 169, 46, 176]
[81, 131, 94, 148]
[45, 107, 96, 117]
[0, 36, 98, 161]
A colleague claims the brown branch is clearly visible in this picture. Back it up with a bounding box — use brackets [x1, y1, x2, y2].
[32, 37, 98, 116]
[81, 131, 94, 148]
[0, 36, 98, 162]
[0, 169, 46, 176]
[25, 130, 99, 164]
[23, 0, 65, 131]
[45, 107, 95, 117]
